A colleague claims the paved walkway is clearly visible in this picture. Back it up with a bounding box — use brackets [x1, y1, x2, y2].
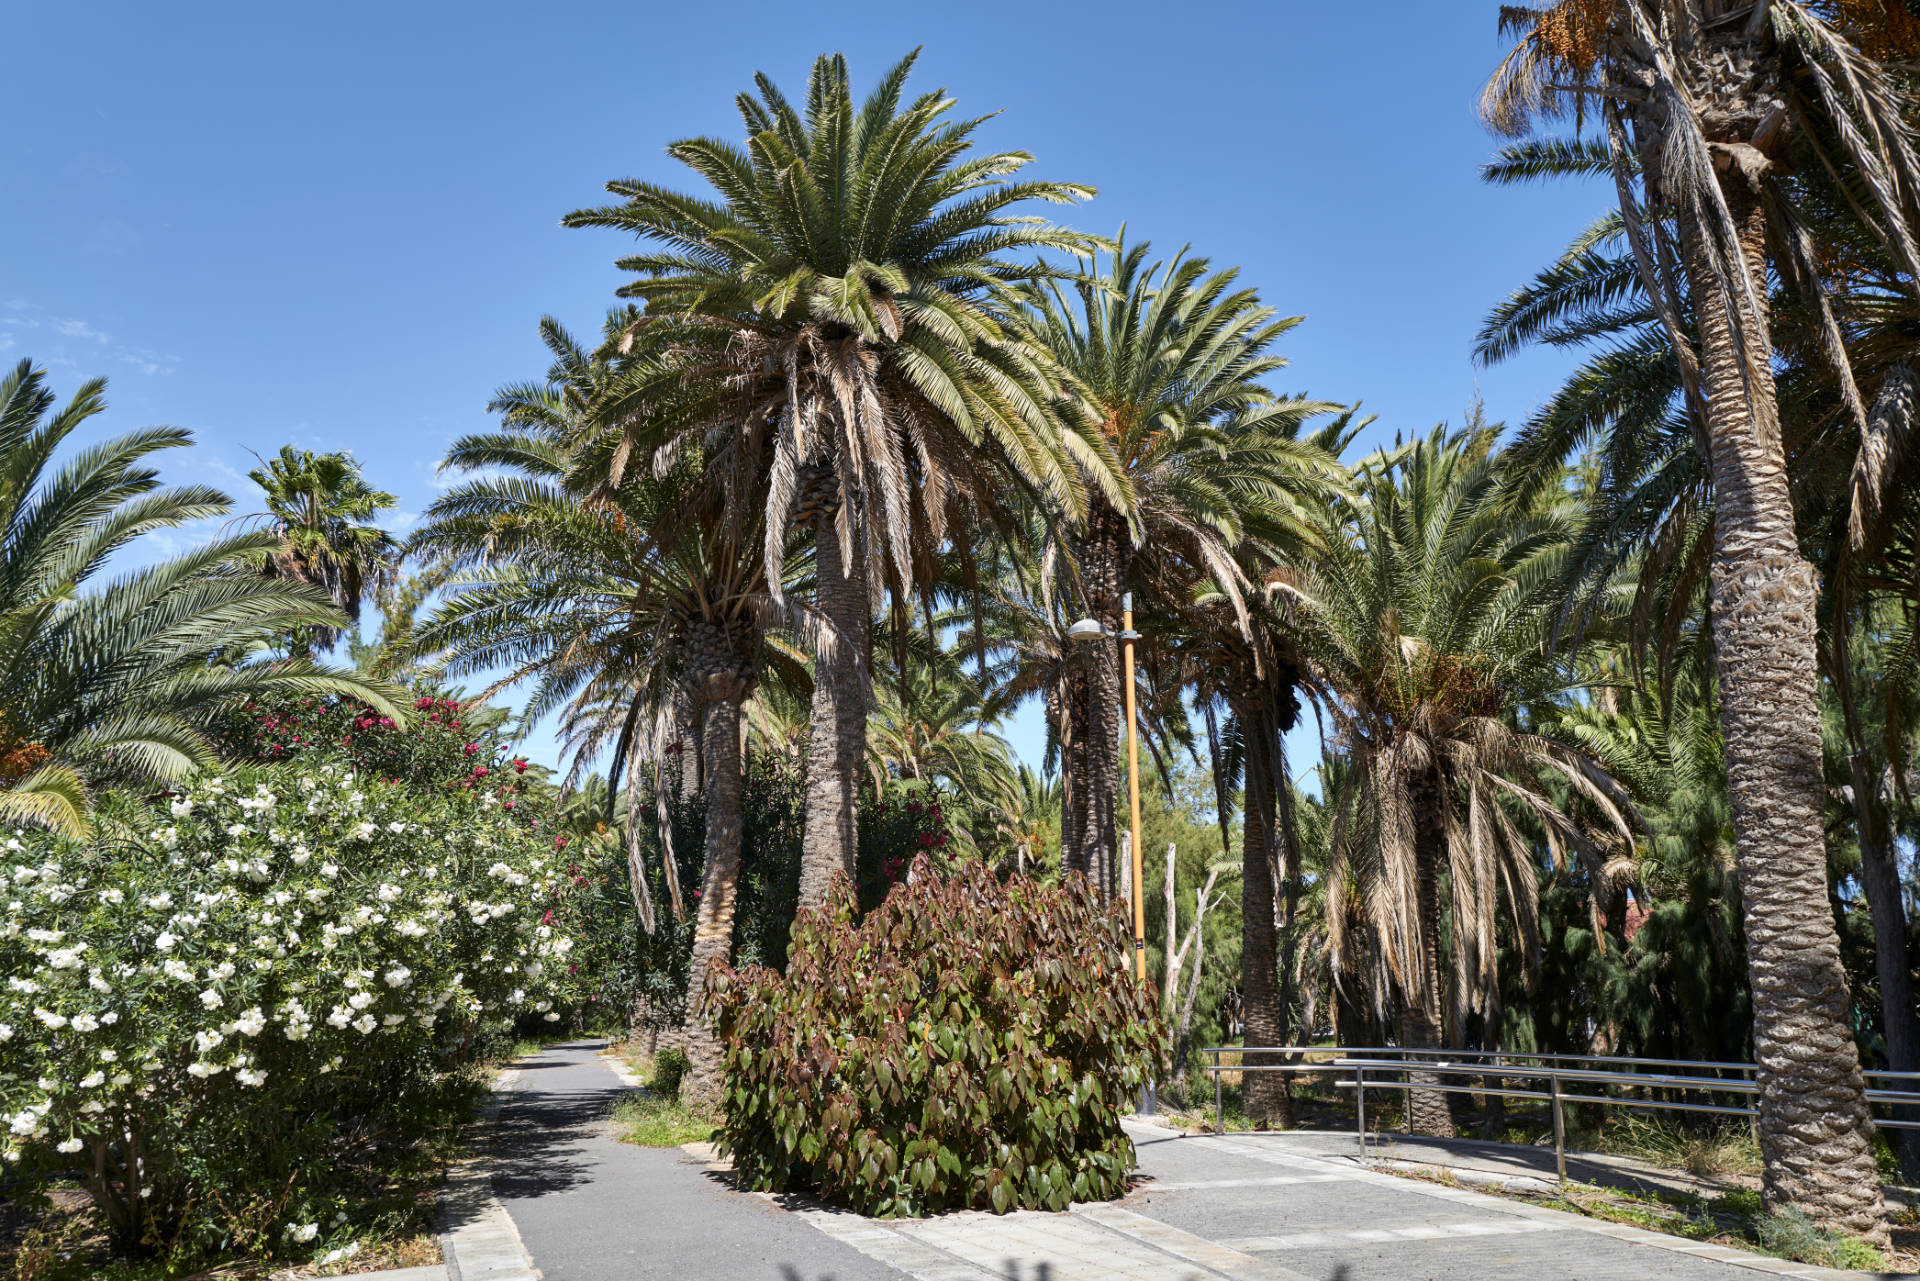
[482, 1041, 1899, 1281]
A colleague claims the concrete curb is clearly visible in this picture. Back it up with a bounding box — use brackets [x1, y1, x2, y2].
[436, 1067, 540, 1281]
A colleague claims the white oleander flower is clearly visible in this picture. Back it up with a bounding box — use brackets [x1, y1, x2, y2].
[79, 1071, 104, 1088]
[69, 1013, 99, 1033]
[288, 1222, 318, 1242]
[237, 1068, 267, 1087]
[352, 1014, 377, 1035]
[198, 988, 223, 1010]
[56, 1137, 83, 1154]
[383, 966, 411, 988]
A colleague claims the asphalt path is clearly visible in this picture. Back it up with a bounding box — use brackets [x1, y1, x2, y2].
[490, 1039, 908, 1281]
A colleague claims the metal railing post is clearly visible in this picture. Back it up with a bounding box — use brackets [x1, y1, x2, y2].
[1214, 1049, 1223, 1135]
[1356, 1065, 1367, 1160]
[1550, 1071, 1567, 1185]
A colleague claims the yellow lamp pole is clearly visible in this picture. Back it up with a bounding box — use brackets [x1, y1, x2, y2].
[1121, 593, 1146, 983]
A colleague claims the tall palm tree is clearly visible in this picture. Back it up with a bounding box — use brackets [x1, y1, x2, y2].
[1283, 426, 1634, 1136]
[560, 50, 1100, 923]
[1021, 235, 1343, 895]
[411, 394, 813, 1103]
[1482, 3, 1920, 1231]
[244, 446, 400, 658]
[0, 361, 400, 834]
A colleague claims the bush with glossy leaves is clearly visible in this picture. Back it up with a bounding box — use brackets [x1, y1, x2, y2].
[707, 859, 1165, 1217]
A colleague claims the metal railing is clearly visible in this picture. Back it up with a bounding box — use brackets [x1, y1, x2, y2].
[1200, 1045, 1920, 1183]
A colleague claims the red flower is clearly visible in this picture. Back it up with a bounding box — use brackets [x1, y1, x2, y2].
[463, 743, 479, 757]
[513, 759, 528, 774]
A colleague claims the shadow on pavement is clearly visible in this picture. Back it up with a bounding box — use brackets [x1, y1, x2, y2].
[487, 1047, 619, 1202]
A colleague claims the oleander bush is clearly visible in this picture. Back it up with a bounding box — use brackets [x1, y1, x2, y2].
[708, 859, 1165, 1217]
[0, 760, 579, 1262]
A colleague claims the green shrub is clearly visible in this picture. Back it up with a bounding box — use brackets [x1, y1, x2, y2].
[652, 1046, 690, 1102]
[0, 761, 580, 1263]
[708, 859, 1166, 1217]
[1754, 1207, 1884, 1270]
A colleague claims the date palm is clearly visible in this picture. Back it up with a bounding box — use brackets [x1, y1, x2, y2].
[1019, 234, 1343, 894]
[411, 400, 814, 1104]
[244, 446, 400, 658]
[0, 361, 401, 834]
[1482, 2, 1920, 1231]
[1283, 425, 1633, 1136]
[561, 50, 1099, 922]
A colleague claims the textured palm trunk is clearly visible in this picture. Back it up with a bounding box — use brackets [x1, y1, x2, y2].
[1679, 172, 1884, 1236]
[1236, 698, 1290, 1127]
[1057, 676, 1087, 879]
[797, 512, 871, 918]
[1070, 504, 1127, 900]
[1848, 751, 1920, 1181]
[1274, 735, 1302, 1095]
[1403, 765, 1456, 1139]
[680, 695, 746, 1108]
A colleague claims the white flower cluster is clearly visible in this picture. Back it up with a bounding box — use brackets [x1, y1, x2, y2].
[0, 763, 576, 1178]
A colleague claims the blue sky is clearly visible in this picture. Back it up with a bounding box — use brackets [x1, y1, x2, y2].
[5, 1, 1608, 774]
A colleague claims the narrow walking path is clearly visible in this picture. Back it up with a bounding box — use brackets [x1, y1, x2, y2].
[488, 1039, 909, 1281]
[484, 1041, 1896, 1281]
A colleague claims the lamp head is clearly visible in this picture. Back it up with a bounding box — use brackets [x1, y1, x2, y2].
[1066, 618, 1107, 644]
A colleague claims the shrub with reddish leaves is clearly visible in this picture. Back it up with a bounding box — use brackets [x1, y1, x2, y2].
[707, 860, 1166, 1217]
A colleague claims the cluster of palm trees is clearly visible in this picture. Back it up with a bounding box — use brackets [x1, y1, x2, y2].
[13, 2, 1920, 1248]
[390, 15, 1920, 1240]
[0, 363, 399, 835]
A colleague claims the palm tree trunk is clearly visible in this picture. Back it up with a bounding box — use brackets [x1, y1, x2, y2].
[1071, 504, 1127, 899]
[1082, 647, 1119, 898]
[1832, 670, 1920, 1180]
[1850, 750, 1920, 1182]
[797, 514, 870, 917]
[681, 695, 746, 1108]
[1054, 680, 1086, 879]
[1237, 699, 1290, 1127]
[1274, 734, 1302, 1099]
[1403, 765, 1456, 1139]
[1680, 172, 1884, 1236]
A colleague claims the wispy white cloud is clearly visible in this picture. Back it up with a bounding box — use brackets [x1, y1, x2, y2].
[54, 319, 110, 343]
[0, 302, 174, 376]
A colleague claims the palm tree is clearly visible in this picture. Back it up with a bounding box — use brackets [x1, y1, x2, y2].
[0, 361, 400, 834]
[1165, 584, 1308, 1128]
[1020, 234, 1343, 895]
[865, 628, 1017, 854]
[560, 50, 1100, 924]
[991, 763, 1060, 876]
[1482, 3, 1920, 1230]
[1283, 425, 1633, 1136]
[244, 446, 401, 658]
[411, 387, 813, 1104]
